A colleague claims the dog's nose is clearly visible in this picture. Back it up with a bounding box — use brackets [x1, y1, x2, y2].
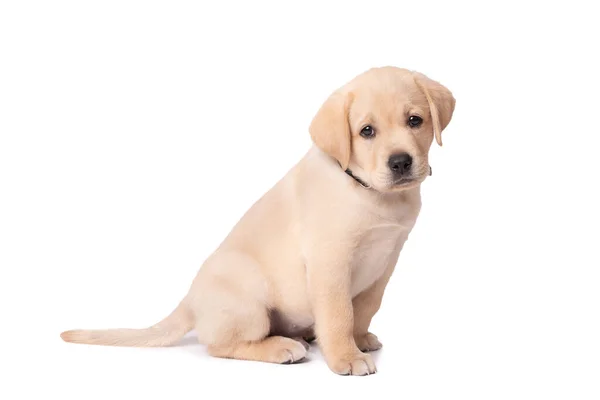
[388, 153, 413, 176]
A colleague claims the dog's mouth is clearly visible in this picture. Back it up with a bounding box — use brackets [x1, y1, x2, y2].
[387, 175, 427, 191]
[389, 166, 431, 188]
[392, 178, 416, 186]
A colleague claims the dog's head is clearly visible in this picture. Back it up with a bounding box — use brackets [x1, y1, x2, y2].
[309, 67, 455, 192]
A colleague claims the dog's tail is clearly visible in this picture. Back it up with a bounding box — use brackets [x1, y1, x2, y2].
[60, 301, 194, 347]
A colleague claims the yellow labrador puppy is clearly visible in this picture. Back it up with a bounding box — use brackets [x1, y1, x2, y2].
[61, 66, 455, 376]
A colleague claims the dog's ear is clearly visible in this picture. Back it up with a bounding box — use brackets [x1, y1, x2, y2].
[413, 72, 455, 146]
[309, 90, 353, 169]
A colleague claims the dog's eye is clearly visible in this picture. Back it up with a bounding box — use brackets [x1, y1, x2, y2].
[408, 116, 423, 128]
[360, 125, 375, 138]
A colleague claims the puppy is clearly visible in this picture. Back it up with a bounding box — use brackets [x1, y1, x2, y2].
[61, 66, 455, 376]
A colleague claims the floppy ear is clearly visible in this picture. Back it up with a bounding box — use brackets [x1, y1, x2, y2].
[413, 72, 456, 146]
[309, 90, 353, 169]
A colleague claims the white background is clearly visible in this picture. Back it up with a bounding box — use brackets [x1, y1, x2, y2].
[1, 1, 599, 399]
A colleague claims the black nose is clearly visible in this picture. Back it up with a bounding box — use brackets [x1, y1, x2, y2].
[388, 153, 413, 176]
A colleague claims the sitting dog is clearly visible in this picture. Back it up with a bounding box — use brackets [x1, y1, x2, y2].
[61, 66, 456, 376]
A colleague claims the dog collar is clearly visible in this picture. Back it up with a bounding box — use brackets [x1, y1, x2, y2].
[344, 168, 371, 189]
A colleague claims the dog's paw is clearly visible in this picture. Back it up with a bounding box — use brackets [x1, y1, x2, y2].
[276, 339, 308, 364]
[328, 352, 377, 376]
[355, 332, 382, 352]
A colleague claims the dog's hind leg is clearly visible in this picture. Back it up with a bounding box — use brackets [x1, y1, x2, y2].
[189, 251, 307, 364]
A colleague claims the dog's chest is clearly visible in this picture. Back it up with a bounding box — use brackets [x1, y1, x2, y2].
[350, 223, 408, 297]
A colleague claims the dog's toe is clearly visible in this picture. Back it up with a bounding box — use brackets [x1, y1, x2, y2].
[276, 340, 308, 364]
[328, 352, 377, 376]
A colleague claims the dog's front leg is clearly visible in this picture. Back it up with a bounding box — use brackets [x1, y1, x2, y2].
[307, 252, 377, 376]
[352, 262, 396, 352]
